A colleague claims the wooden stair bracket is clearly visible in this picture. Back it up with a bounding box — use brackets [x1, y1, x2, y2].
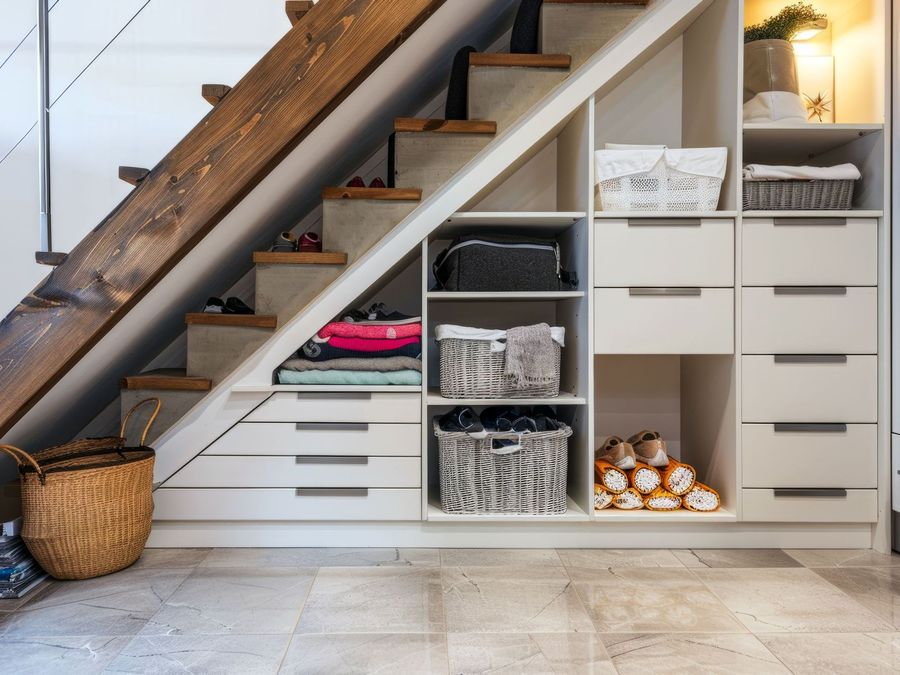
[118, 166, 150, 186]
[34, 251, 68, 266]
[201, 84, 232, 106]
[285, 1, 314, 26]
[121, 369, 212, 392]
[469, 53, 572, 69]
[394, 118, 497, 134]
[253, 251, 348, 265]
[0, 0, 444, 437]
[321, 187, 422, 200]
[184, 313, 277, 329]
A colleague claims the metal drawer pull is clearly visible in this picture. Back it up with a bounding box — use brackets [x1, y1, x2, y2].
[296, 392, 372, 401]
[295, 456, 368, 465]
[773, 218, 846, 227]
[773, 488, 847, 498]
[629, 288, 702, 297]
[627, 218, 702, 227]
[774, 286, 847, 296]
[774, 355, 847, 364]
[774, 423, 848, 433]
[295, 422, 369, 432]
[295, 488, 369, 497]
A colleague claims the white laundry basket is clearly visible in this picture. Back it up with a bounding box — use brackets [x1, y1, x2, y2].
[595, 145, 728, 212]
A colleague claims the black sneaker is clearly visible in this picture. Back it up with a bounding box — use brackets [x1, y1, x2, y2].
[363, 303, 420, 324]
[529, 405, 560, 432]
[437, 407, 486, 438]
[480, 407, 522, 432]
[203, 297, 225, 313]
[224, 297, 254, 315]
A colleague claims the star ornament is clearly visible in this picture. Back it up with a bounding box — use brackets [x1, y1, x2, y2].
[804, 91, 832, 123]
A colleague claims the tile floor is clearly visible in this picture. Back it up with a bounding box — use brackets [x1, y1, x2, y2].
[1, 547, 900, 673]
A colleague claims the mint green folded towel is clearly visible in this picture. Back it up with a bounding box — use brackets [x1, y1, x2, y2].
[276, 369, 422, 386]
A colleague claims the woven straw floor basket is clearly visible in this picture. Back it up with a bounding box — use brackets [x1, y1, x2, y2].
[0, 398, 160, 580]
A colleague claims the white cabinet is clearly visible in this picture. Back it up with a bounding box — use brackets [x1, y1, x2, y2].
[742, 488, 877, 523]
[245, 392, 421, 423]
[203, 422, 421, 456]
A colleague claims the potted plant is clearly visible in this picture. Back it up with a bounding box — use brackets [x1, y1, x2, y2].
[743, 2, 826, 123]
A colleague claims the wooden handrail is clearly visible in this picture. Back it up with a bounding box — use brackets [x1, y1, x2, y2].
[0, 0, 445, 436]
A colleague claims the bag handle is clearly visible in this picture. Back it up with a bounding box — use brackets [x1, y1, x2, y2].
[0, 444, 46, 484]
[120, 397, 162, 446]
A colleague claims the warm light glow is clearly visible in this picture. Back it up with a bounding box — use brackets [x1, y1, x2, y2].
[792, 18, 828, 41]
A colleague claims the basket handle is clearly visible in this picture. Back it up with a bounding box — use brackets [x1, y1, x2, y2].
[0, 444, 46, 483]
[120, 397, 162, 446]
[489, 433, 524, 455]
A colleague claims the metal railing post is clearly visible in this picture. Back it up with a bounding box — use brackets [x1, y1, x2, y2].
[37, 0, 51, 252]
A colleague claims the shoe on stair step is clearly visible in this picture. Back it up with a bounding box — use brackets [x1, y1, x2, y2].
[346, 176, 366, 188]
[203, 297, 226, 313]
[596, 436, 637, 471]
[271, 231, 297, 252]
[224, 297, 254, 315]
[298, 232, 322, 253]
[368, 177, 386, 189]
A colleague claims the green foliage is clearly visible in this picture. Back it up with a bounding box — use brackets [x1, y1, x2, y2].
[744, 2, 826, 43]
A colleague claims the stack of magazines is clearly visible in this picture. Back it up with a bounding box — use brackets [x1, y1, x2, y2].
[1, 518, 46, 598]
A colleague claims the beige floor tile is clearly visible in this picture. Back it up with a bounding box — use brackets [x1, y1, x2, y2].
[696, 568, 893, 633]
[785, 549, 900, 568]
[674, 549, 801, 569]
[202, 547, 439, 568]
[447, 633, 615, 674]
[812, 566, 900, 629]
[602, 633, 788, 674]
[281, 633, 449, 674]
[295, 567, 445, 634]
[759, 632, 900, 674]
[571, 567, 744, 633]
[442, 566, 594, 634]
[0, 635, 130, 674]
[140, 566, 316, 636]
[105, 634, 290, 674]
[441, 549, 563, 567]
[558, 549, 684, 568]
[131, 548, 211, 569]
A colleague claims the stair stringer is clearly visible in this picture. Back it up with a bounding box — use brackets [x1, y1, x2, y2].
[153, 0, 713, 486]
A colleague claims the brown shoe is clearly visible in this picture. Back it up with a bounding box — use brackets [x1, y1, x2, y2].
[596, 436, 636, 470]
[628, 430, 669, 468]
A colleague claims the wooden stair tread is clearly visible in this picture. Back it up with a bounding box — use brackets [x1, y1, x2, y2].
[321, 187, 422, 201]
[253, 251, 348, 265]
[185, 313, 277, 329]
[469, 53, 571, 69]
[121, 369, 212, 392]
[394, 118, 497, 134]
[285, 0, 314, 25]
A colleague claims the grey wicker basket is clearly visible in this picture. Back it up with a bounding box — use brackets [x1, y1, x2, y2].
[438, 337, 561, 399]
[743, 179, 855, 210]
[434, 420, 571, 515]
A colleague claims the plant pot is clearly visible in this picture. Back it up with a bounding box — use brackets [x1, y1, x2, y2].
[743, 39, 807, 123]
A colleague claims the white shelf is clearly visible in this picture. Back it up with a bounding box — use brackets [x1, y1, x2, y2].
[435, 212, 586, 238]
[427, 389, 586, 406]
[232, 384, 423, 393]
[427, 291, 585, 301]
[743, 123, 883, 161]
[593, 507, 737, 523]
[594, 211, 737, 220]
[742, 210, 883, 218]
[427, 497, 589, 522]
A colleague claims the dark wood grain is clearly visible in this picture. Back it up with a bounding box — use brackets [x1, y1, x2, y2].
[253, 251, 348, 265]
[469, 53, 571, 68]
[184, 314, 277, 329]
[118, 166, 149, 186]
[0, 0, 444, 436]
[394, 118, 497, 134]
[321, 187, 422, 200]
[121, 369, 212, 391]
[34, 252, 68, 266]
[285, 0, 314, 25]
[201, 84, 232, 106]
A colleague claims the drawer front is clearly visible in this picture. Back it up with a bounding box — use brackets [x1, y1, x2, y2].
[741, 355, 877, 423]
[741, 423, 877, 489]
[594, 288, 734, 354]
[741, 488, 877, 523]
[742, 218, 877, 286]
[245, 392, 421, 423]
[741, 287, 877, 354]
[203, 422, 421, 457]
[594, 218, 734, 287]
[165, 456, 421, 488]
[153, 488, 422, 521]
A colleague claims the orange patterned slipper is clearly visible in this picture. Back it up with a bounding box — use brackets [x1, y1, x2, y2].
[627, 462, 661, 495]
[682, 482, 721, 511]
[611, 488, 644, 510]
[644, 488, 682, 511]
[662, 459, 697, 496]
[594, 459, 628, 494]
[594, 484, 614, 511]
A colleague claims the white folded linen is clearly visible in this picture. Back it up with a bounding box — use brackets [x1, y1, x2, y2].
[743, 163, 861, 181]
[434, 324, 565, 353]
[594, 145, 728, 183]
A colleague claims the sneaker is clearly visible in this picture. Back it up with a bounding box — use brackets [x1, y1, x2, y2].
[438, 407, 486, 438]
[529, 405, 560, 431]
[346, 176, 366, 188]
[480, 406, 521, 432]
[364, 303, 421, 324]
[369, 177, 386, 188]
[203, 297, 225, 313]
[628, 430, 669, 468]
[298, 232, 322, 253]
[271, 231, 296, 252]
[596, 436, 637, 471]
[224, 297, 254, 315]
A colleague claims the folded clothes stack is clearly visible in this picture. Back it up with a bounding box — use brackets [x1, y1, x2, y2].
[277, 303, 423, 385]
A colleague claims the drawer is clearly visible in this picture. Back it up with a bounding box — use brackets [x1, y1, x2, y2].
[741, 488, 877, 523]
[741, 287, 877, 354]
[594, 288, 733, 354]
[203, 422, 421, 456]
[741, 423, 877, 488]
[245, 392, 421, 423]
[742, 217, 877, 286]
[165, 456, 421, 488]
[741, 355, 877, 423]
[594, 218, 733, 287]
[153, 488, 422, 521]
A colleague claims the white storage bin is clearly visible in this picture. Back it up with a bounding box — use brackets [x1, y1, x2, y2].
[595, 145, 727, 212]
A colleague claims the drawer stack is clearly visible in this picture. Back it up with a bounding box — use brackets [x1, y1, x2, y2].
[593, 217, 734, 354]
[155, 392, 423, 521]
[740, 217, 878, 522]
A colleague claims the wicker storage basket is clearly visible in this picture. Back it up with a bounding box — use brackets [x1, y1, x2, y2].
[437, 328, 562, 399]
[0, 399, 159, 580]
[743, 179, 855, 210]
[435, 420, 571, 515]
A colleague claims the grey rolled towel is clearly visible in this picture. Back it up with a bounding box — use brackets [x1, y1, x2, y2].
[504, 322, 555, 387]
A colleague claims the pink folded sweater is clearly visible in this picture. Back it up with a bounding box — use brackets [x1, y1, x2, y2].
[318, 321, 422, 340]
[327, 335, 421, 352]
